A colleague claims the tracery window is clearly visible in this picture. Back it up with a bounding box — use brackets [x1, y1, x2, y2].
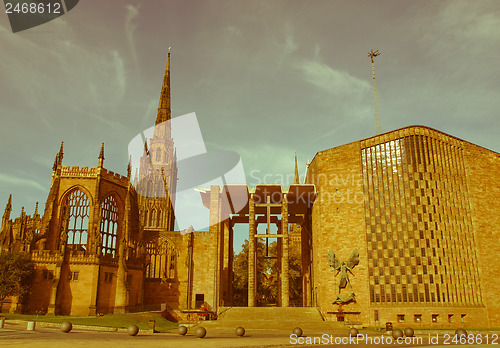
[145, 239, 177, 279]
[65, 189, 90, 252]
[157, 210, 162, 227]
[148, 208, 156, 227]
[100, 195, 119, 256]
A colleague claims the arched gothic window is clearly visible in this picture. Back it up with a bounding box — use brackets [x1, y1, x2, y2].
[100, 195, 119, 256]
[156, 149, 162, 162]
[143, 209, 149, 227]
[149, 208, 157, 227]
[157, 210, 162, 228]
[65, 189, 90, 252]
[145, 239, 177, 279]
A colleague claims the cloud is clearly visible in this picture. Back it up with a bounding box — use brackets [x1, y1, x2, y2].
[141, 98, 158, 127]
[381, 1, 500, 144]
[290, 58, 373, 135]
[0, 21, 129, 134]
[125, 4, 140, 68]
[439, 1, 500, 40]
[112, 50, 126, 98]
[277, 23, 298, 65]
[231, 143, 301, 186]
[296, 60, 370, 97]
[0, 173, 45, 191]
[417, 1, 500, 65]
[222, 25, 242, 37]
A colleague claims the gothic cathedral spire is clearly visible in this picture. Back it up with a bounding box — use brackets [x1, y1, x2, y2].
[98, 142, 105, 167]
[58, 141, 64, 166]
[155, 47, 171, 126]
[3, 194, 12, 220]
[294, 153, 300, 185]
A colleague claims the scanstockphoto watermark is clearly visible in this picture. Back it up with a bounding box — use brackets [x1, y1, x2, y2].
[290, 333, 423, 345]
[4, 0, 80, 33]
[249, 170, 372, 205]
[250, 170, 381, 188]
[290, 333, 500, 345]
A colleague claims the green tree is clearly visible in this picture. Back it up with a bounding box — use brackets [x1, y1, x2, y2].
[288, 241, 303, 303]
[232, 239, 274, 306]
[0, 252, 35, 302]
[232, 240, 249, 306]
[267, 240, 303, 305]
[232, 238, 303, 306]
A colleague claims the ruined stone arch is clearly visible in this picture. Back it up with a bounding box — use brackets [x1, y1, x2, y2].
[144, 236, 178, 280]
[59, 185, 94, 207]
[59, 186, 93, 253]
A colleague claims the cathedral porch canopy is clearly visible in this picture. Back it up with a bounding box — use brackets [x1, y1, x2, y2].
[197, 184, 317, 221]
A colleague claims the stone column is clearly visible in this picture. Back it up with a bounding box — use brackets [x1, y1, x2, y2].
[301, 218, 312, 307]
[114, 240, 128, 314]
[248, 194, 256, 307]
[277, 227, 282, 306]
[281, 194, 289, 307]
[228, 222, 234, 305]
[47, 260, 63, 315]
[88, 264, 100, 315]
[221, 220, 231, 306]
[304, 273, 311, 307]
[209, 186, 221, 312]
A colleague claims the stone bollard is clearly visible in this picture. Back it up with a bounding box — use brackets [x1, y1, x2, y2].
[195, 326, 206, 338]
[178, 325, 188, 335]
[293, 327, 303, 337]
[404, 327, 414, 337]
[392, 328, 404, 339]
[127, 325, 139, 336]
[27, 321, 36, 331]
[148, 320, 155, 334]
[61, 321, 72, 333]
[455, 328, 467, 337]
[235, 327, 245, 337]
[0, 317, 5, 329]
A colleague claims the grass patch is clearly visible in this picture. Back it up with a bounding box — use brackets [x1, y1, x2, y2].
[0, 312, 178, 332]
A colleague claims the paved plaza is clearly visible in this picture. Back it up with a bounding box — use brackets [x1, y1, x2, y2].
[1, 320, 499, 348]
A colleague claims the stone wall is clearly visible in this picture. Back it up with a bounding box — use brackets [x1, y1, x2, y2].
[464, 142, 500, 327]
[57, 263, 98, 315]
[308, 141, 369, 322]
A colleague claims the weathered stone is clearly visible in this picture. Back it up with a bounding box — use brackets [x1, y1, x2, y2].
[60, 321, 72, 333]
[195, 326, 206, 338]
[127, 325, 139, 336]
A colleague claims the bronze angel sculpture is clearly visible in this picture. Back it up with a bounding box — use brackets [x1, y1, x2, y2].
[328, 249, 359, 304]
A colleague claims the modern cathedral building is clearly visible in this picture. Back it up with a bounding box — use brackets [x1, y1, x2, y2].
[1, 53, 499, 329]
[306, 127, 500, 328]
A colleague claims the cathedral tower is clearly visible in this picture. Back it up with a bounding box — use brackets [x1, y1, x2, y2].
[137, 48, 177, 232]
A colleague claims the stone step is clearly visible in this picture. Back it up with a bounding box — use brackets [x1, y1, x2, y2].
[219, 307, 323, 320]
[201, 320, 348, 332]
[201, 307, 347, 331]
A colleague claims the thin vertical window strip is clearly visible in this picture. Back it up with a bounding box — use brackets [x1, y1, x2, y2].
[361, 129, 480, 306]
[100, 195, 119, 256]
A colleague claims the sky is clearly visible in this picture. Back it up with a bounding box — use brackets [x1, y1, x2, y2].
[1, 1, 499, 251]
